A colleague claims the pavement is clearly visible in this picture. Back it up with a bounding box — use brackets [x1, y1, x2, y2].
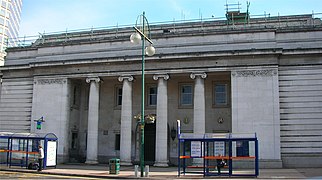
[1, 163, 322, 179]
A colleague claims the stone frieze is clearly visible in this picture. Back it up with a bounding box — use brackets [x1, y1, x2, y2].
[36, 79, 67, 84]
[232, 69, 277, 77]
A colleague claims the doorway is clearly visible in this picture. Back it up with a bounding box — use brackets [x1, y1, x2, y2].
[144, 123, 156, 164]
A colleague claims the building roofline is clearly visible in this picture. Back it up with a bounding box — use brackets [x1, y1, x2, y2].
[5, 13, 322, 51]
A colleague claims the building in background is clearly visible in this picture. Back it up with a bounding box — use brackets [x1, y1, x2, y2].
[0, 0, 23, 66]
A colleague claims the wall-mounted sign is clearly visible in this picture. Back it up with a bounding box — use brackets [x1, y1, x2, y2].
[46, 141, 57, 166]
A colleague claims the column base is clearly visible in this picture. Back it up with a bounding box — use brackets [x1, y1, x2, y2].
[154, 161, 169, 167]
[85, 160, 98, 164]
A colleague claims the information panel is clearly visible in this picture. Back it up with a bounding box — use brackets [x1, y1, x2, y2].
[46, 141, 57, 166]
[214, 141, 225, 156]
[191, 141, 201, 157]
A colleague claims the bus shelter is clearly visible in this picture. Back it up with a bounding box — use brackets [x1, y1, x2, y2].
[178, 131, 259, 177]
[0, 132, 58, 169]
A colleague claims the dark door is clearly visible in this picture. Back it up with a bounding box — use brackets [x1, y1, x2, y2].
[144, 123, 156, 164]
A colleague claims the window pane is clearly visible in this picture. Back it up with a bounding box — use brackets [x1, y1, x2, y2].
[182, 85, 192, 93]
[148, 86, 157, 106]
[0, 9, 5, 16]
[181, 85, 193, 105]
[117, 87, 122, 106]
[215, 84, 227, 105]
[149, 87, 156, 94]
[150, 95, 157, 105]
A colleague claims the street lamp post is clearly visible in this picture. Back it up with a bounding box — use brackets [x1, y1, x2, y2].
[130, 11, 155, 177]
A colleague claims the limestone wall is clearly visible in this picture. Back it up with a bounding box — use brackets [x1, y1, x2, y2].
[0, 77, 33, 132]
[231, 67, 282, 168]
[31, 77, 71, 163]
[279, 65, 322, 167]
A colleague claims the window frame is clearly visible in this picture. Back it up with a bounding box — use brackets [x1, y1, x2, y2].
[213, 81, 230, 107]
[114, 85, 122, 108]
[179, 83, 193, 108]
[147, 84, 157, 107]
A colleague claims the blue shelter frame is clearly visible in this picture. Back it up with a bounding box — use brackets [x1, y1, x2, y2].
[177, 121, 258, 177]
[0, 132, 58, 169]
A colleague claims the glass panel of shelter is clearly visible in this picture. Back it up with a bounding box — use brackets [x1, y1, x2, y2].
[178, 133, 258, 177]
[9, 138, 43, 167]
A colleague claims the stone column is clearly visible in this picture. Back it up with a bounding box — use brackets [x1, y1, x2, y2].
[118, 75, 134, 165]
[190, 73, 207, 134]
[85, 77, 101, 164]
[190, 73, 207, 166]
[153, 74, 170, 167]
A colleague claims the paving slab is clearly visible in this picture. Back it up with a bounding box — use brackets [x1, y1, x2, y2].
[1, 164, 322, 179]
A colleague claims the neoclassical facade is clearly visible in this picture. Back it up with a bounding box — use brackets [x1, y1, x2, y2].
[0, 14, 322, 168]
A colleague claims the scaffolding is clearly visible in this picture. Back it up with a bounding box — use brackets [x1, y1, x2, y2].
[225, 1, 250, 25]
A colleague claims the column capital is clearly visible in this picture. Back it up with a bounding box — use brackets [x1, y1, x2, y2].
[86, 77, 101, 83]
[118, 75, 134, 82]
[190, 72, 207, 79]
[153, 74, 169, 81]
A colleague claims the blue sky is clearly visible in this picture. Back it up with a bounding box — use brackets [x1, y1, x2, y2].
[19, 0, 322, 37]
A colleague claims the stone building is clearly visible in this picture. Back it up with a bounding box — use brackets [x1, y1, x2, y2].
[0, 14, 321, 168]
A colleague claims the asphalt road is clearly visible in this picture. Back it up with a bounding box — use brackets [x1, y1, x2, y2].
[0, 171, 102, 179]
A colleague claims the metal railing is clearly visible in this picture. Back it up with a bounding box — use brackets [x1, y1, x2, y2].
[4, 12, 322, 50]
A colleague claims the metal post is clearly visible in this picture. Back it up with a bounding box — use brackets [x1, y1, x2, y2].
[177, 120, 181, 176]
[131, 12, 154, 177]
[134, 165, 139, 177]
[144, 165, 149, 177]
[140, 11, 146, 178]
[255, 139, 259, 176]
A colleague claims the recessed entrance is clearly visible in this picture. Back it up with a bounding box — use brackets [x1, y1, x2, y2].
[144, 123, 156, 164]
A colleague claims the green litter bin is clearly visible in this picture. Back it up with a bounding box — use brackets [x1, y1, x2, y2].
[109, 158, 120, 174]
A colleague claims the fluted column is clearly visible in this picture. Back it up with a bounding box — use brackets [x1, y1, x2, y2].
[190, 73, 207, 134]
[85, 77, 101, 164]
[190, 73, 207, 166]
[153, 74, 170, 167]
[118, 75, 134, 165]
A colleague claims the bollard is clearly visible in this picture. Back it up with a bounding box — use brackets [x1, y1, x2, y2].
[134, 165, 138, 177]
[144, 165, 149, 177]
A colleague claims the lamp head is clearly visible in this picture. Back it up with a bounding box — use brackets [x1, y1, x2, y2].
[145, 44, 155, 56]
[130, 33, 141, 44]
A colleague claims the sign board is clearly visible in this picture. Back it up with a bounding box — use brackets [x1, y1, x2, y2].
[191, 141, 202, 157]
[214, 141, 225, 156]
[46, 141, 57, 166]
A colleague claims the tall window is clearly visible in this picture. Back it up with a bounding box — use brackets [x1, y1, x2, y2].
[71, 132, 78, 150]
[214, 83, 228, 106]
[115, 134, 120, 150]
[180, 84, 193, 106]
[115, 86, 122, 106]
[72, 85, 80, 107]
[148, 85, 157, 106]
